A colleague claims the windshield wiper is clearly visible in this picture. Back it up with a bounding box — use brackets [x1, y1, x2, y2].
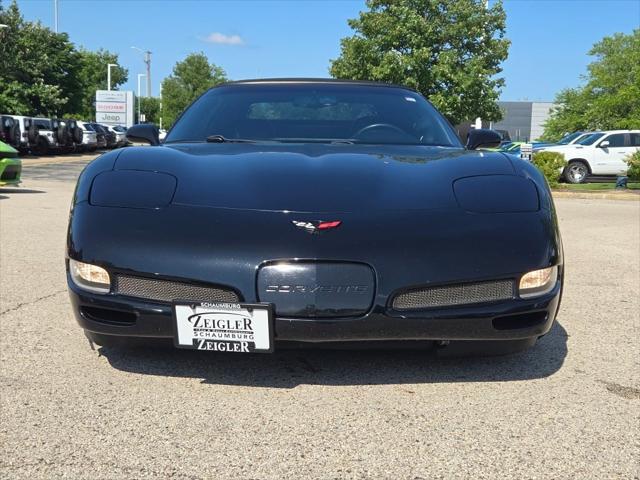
[206, 134, 257, 143]
[271, 137, 356, 144]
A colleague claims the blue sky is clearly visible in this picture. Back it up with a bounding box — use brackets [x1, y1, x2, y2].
[15, 0, 640, 101]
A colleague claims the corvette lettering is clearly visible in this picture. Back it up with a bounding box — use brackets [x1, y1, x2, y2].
[265, 285, 369, 294]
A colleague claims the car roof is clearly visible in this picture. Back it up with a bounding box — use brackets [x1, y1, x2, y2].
[217, 78, 416, 91]
[600, 130, 640, 134]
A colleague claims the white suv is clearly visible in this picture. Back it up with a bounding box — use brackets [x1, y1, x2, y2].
[76, 121, 98, 152]
[104, 124, 127, 147]
[540, 130, 640, 183]
[32, 118, 60, 155]
[5, 115, 36, 153]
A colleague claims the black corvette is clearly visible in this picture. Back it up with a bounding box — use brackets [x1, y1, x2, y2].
[67, 79, 563, 355]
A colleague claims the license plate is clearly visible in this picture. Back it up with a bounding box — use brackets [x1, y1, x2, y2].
[173, 302, 273, 353]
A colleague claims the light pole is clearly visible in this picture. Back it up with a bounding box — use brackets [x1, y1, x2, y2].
[131, 46, 152, 97]
[107, 63, 118, 91]
[159, 84, 163, 130]
[137, 73, 146, 123]
[53, 0, 58, 32]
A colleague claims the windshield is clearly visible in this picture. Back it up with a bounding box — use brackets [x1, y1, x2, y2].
[165, 83, 462, 147]
[577, 132, 604, 145]
[557, 131, 583, 145]
[34, 119, 51, 129]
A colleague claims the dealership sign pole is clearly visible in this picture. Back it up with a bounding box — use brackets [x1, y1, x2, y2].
[107, 64, 118, 91]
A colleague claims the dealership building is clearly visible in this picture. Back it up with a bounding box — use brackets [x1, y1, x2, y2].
[456, 101, 556, 142]
[491, 101, 556, 142]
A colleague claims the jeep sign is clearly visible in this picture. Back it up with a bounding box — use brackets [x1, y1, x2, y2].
[95, 90, 134, 127]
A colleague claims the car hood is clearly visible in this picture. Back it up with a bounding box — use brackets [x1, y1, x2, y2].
[73, 145, 559, 291]
[113, 143, 517, 213]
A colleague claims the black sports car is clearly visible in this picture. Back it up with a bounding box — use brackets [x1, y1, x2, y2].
[67, 79, 563, 355]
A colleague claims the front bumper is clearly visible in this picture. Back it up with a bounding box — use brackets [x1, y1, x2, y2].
[68, 277, 561, 344]
[0, 158, 22, 186]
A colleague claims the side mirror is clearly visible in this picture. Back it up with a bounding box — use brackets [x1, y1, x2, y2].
[126, 123, 160, 146]
[599, 140, 610, 148]
[466, 129, 502, 150]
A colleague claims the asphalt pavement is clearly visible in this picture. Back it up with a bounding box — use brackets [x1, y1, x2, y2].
[1, 158, 638, 479]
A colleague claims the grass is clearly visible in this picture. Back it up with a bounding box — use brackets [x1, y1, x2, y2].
[555, 182, 640, 191]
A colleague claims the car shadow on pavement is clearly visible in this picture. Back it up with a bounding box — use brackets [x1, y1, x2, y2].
[0, 188, 45, 196]
[99, 321, 569, 388]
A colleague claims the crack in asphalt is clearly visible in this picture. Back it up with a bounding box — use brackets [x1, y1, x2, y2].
[0, 290, 67, 317]
[599, 380, 640, 400]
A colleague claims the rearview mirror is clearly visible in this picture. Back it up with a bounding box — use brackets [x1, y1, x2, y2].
[599, 140, 610, 148]
[126, 123, 160, 146]
[466, 129, 502, 150]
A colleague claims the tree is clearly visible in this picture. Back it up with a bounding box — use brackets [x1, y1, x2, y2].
[75, 49, 128, 119]
[138, 97, 161, 125]
[161, 53, 227, 128]
[329, 0, 510, 125]
[0, 1, 127, 119]
[543, 30, 640, 140]
[0, 0, 81, 116]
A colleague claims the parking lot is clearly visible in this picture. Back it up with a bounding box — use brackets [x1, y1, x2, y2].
[1, 157, 639, 479]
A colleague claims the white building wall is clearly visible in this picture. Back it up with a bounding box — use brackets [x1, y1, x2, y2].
[493, 102, 533, 141]
[530, 102, 555, 141]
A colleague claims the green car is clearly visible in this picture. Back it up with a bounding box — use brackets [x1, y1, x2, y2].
[0, 140, 22, 186]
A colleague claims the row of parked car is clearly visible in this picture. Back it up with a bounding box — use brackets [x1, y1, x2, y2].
[486, 129, 640, 184]
[0, 115, 128, 155]
[494, 131, 601, 155]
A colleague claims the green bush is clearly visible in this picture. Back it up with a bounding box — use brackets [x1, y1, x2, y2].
[626, 151, 640, 181]
[532, 151, 567, 188]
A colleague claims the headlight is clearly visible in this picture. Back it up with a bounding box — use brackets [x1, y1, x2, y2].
[453, 175, 539, 213]
[519, 266, 558, 298]
[90, 171, 177, 209]
[69, 259, 111, 294]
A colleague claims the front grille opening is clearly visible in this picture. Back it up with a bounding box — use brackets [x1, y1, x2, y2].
[1, 165, 20, 181]
[81, 306, 136, 326]
[393, 280, 515, 310]
[114, 275, 239, 304]
[492, 311, 548, 330]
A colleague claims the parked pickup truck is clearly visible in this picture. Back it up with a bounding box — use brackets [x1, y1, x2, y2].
[536, 130, 640, 183]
